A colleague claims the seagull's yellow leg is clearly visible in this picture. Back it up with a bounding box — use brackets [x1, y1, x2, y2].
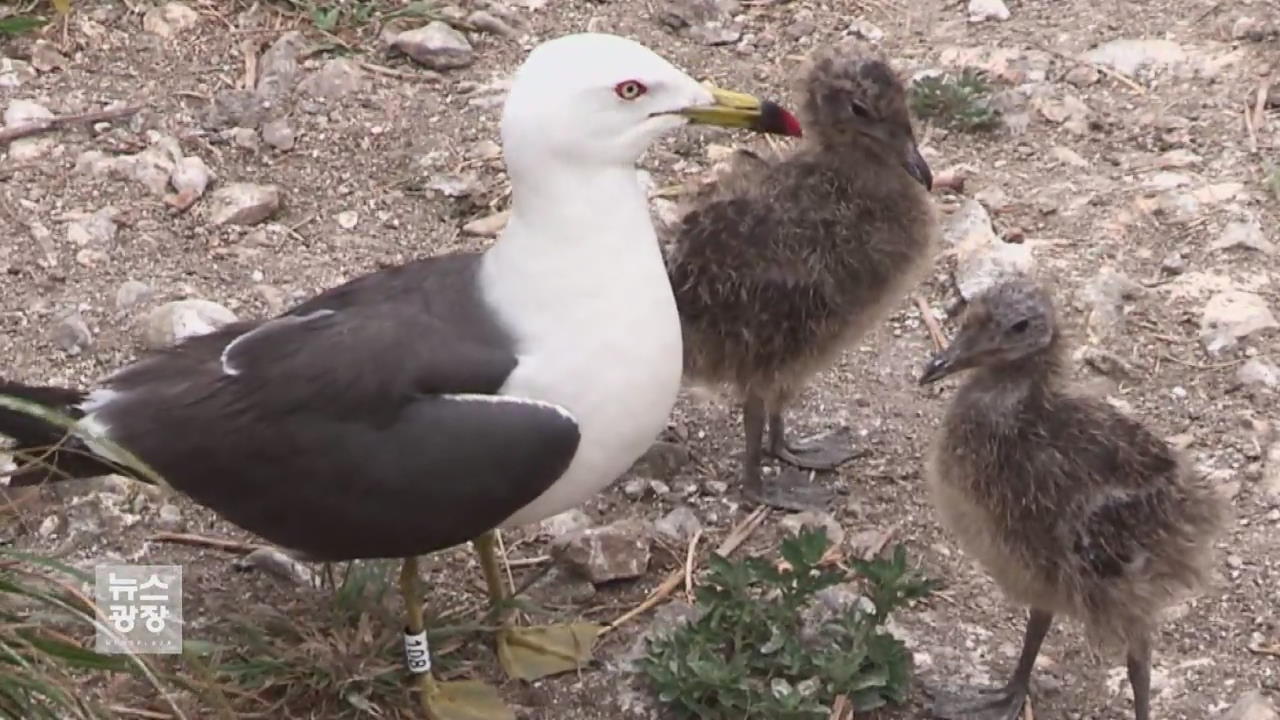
[473, 531, 602, 682]
[399, 556, 513, 720]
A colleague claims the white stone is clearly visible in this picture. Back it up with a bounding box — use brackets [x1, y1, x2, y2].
[143, 300, 238, 349]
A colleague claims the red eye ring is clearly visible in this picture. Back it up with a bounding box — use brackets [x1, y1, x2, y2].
[614, 80, 648, 100]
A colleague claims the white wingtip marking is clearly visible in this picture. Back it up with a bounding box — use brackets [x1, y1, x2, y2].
[441, 393, 577, 425]
[77, 388, 121, 414]
[220, 309, 337, 377]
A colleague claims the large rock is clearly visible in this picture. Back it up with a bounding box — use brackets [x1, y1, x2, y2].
[1200, 291, 1278, 354]
[552, 518, 652, 584]
[394, 22, 475, 70]
[946, 198, 1034, 300]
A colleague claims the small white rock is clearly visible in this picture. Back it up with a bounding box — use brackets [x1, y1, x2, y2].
[142, 2, 200, 38]
[142, 299, 238, 349]
[116, 280, 154, 310]
[336, 211, 358, 229]
[207, 183, 281, 226]
[261, 118, 295, 150]
[170, 156, 212, 197]
[463, 210, 510, 237]
[967, 0, 1010, 22]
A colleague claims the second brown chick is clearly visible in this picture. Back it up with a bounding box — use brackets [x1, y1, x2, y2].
[667, 44, 938, 511]
[918, 278, 1228, 720]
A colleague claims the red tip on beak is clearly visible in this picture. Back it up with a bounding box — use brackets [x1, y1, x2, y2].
[760, 101, 803, 137]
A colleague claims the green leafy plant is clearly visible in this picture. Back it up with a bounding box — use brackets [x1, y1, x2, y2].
[910, 69, 1002, 133]
[0, 15, 46, 35]
[639, 527, 937, 719]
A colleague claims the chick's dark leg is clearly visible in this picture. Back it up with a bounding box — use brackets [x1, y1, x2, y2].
[739, 394, 834, 512]
[929, 608, 1054, 720]
[766, 408, 862, 470]
[1127, 633, 1151, 720]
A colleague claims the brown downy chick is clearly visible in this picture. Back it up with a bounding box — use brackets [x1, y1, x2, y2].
[918, 278, 1228, 720]
[667, 43, 938, 511]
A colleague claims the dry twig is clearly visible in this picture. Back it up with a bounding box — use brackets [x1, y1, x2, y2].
[915, 295, 949, 351]
[0, 105, 142, 145]
[147, 532, 259, 555]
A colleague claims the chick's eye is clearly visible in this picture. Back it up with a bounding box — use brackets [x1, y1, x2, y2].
[849, 100, 871, 119]
[615, 80, 647, 100]
[1009, 319, 1030, 334]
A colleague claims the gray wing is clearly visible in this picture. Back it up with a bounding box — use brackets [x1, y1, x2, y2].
[92, 259, 580, 561]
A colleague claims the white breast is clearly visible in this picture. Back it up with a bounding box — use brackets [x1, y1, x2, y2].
[479, 203, 683, 528]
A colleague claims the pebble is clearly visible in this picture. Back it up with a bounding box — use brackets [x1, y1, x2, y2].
[1199, 291, 1279, 354]
[703, 479, 729, 495]
[261, 118, 295, 150]
[1083, 38, 1188, 76]
[1211, 216, 1275, 255]
[1237, 358, 1279, 390]
[233, 546, 316, 586]
[156, 502, 184, 531]
[1161, 251, 1187, 275]
[256, 31, 308, 100]
[539, 509, 592, 539]
[0, 58, 37, 88]
[116, 280, 155, 310]
[1078, 269, 1141, 340]
[394, 22, 475, 70]
[463, 210, 510, 237]
[142, 2, 200, 37]
[143, 299, 238, 349]
[31, 41, 69, 73]
[170, 156, 212, 198]
[968, 0, 1010, 22]
[206, 90, 268, 130]
[4, 99, 55, 161]
[207, 183, 281, 226]
[53, 313, 94, 355]
[66, 208, 118, 246]
[467, 10, 518, 38]
[298, 58, 366, 100]
[336, 210, 358, 229]
[654, 505, 702, 543]
[130, 136, 184, 195]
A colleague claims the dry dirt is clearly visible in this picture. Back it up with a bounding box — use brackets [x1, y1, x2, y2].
[2, 0, 1278, 718]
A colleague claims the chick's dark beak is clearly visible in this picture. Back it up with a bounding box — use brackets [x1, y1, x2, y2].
[904, 142, 932, 191]
[918, 349, 955, 386]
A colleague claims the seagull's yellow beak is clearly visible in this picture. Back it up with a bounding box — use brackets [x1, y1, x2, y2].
[677, 84, 803, 137]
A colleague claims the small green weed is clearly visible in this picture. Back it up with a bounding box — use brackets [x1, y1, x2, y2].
[910, 69, 1002, 133]
[1267, 166, 1279, 202]
[640, 527, 937, 720]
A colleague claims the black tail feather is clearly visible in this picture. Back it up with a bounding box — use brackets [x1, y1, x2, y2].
[0, 380, 122, 486]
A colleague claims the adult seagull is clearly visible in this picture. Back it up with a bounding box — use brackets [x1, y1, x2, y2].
[0, 32, 801, 720]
